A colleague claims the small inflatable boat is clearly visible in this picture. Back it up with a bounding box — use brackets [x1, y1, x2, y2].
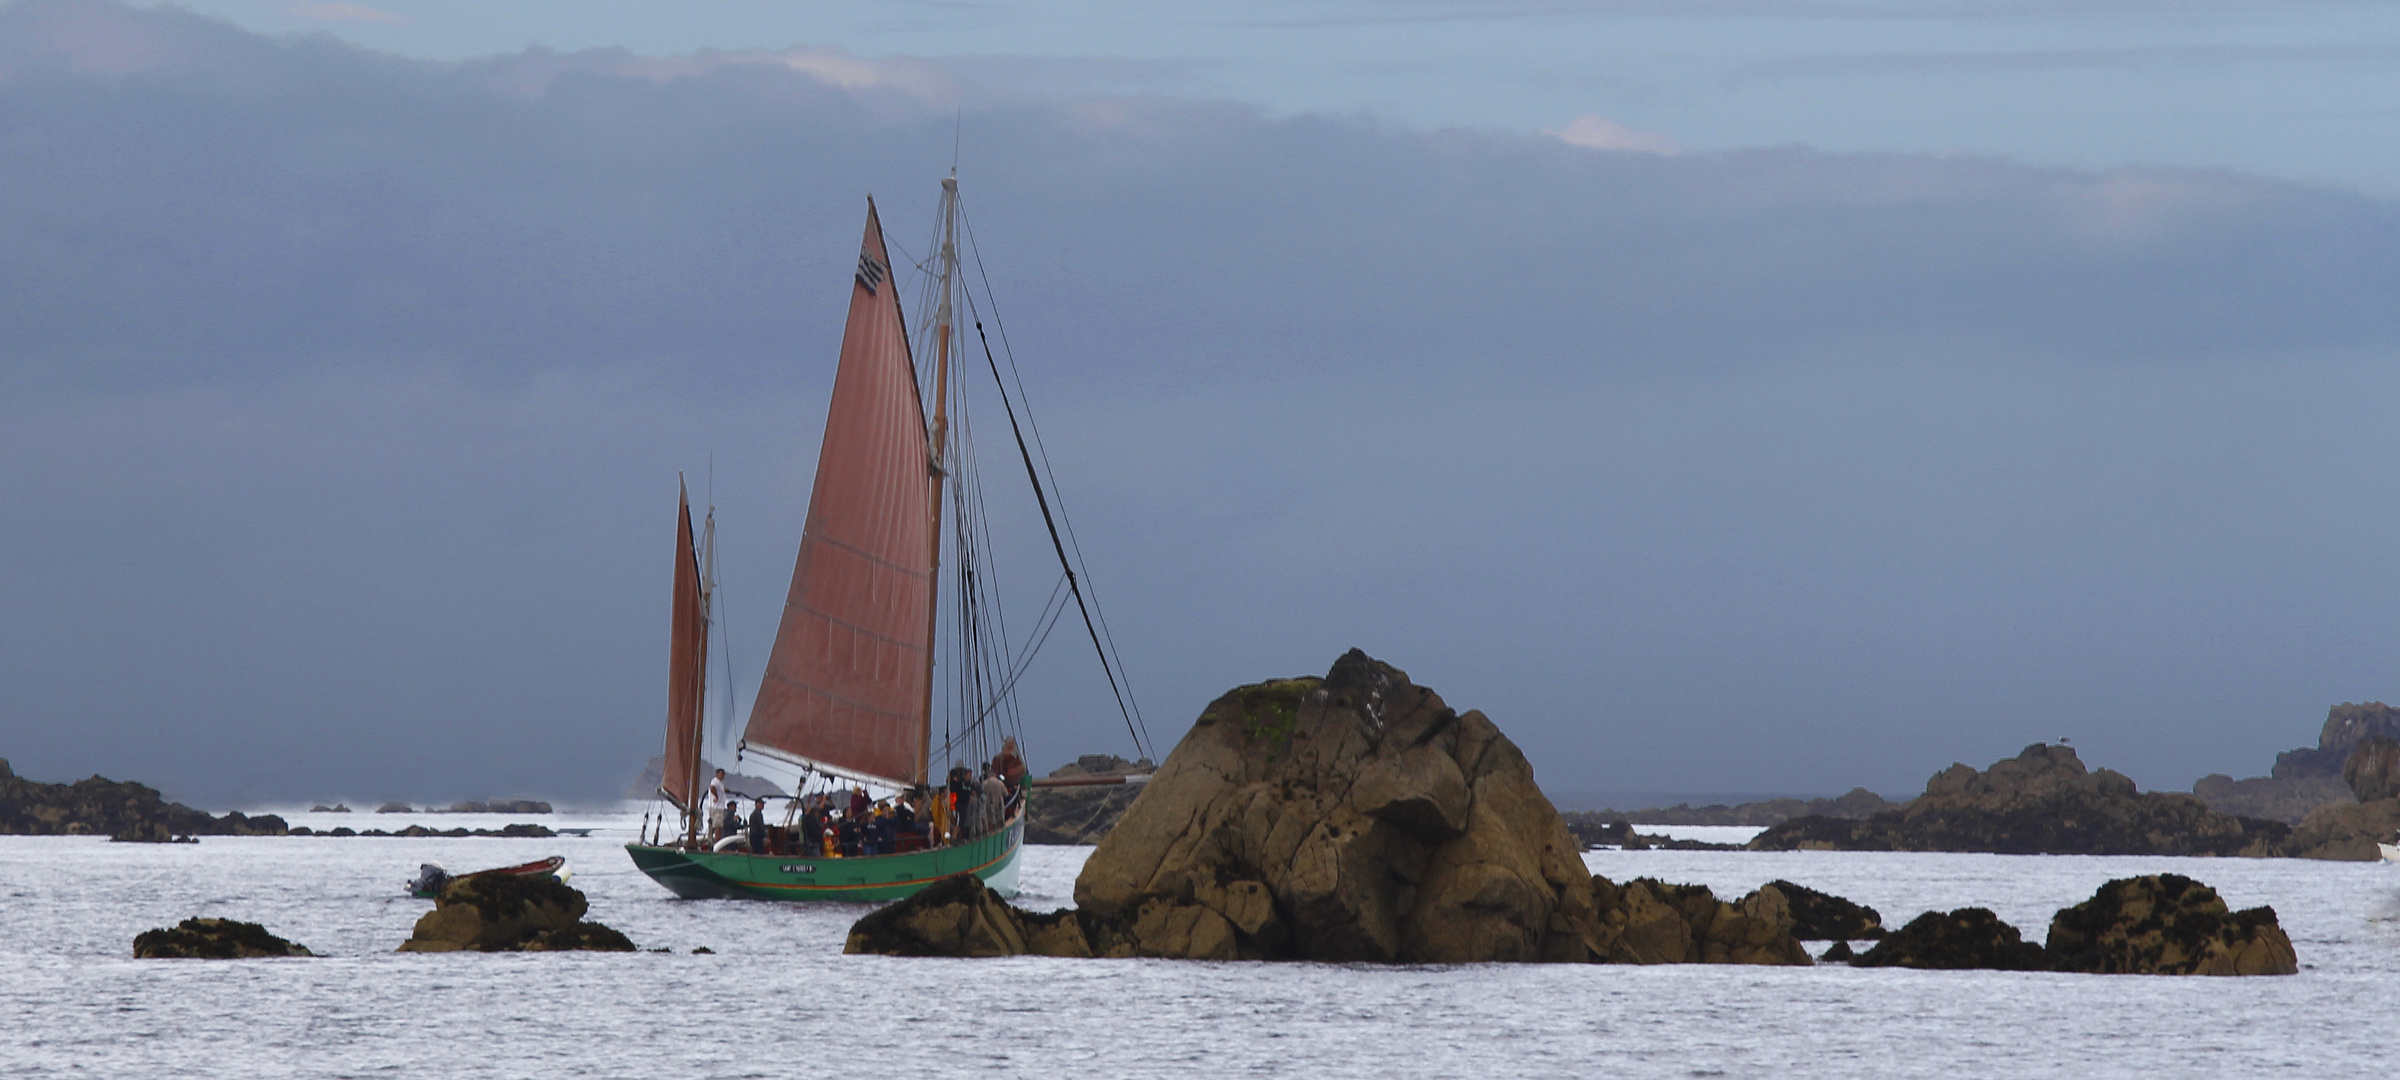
[405, 854, 570, 898]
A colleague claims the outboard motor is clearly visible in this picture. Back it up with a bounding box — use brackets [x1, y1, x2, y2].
[406, 863, 450, 898]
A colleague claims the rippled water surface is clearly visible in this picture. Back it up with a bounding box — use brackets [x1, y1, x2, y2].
[5, 807, 2397, 1078]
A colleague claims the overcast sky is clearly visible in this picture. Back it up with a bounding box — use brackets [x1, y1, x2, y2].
[5, 0, 2400, 808]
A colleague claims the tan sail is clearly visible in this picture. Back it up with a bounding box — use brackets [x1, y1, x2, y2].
[741, 200, 935, 789]
[660, 479, 710, 817]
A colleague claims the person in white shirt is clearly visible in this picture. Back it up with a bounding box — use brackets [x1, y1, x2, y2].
[705, 768, 727, 836]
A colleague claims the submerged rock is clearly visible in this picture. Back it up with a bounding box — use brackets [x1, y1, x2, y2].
[135, 917, 311, 958]
[397, 873, 632, 953]
[2046, 874, 2296, 976]
[845, 874, 1094, 958]
[1850, 908, 2050, 971]
[1752, 744, 2287, 856]
[1765, 879, 1885, 940]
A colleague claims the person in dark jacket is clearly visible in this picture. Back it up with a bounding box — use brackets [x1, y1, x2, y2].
[747, 797, 768, 854]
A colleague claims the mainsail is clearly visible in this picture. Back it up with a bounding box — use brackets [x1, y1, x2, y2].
[741, 201, 935, 789]
[660, 480, 710, 814]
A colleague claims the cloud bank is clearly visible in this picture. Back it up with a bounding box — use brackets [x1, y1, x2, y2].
[5, 0, 2399, 806]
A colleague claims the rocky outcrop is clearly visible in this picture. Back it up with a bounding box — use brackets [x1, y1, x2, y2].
[2280, 738, 2400, 860]
[397, 874, 632, 952]
[2342, 737, 2400, 802]
[1573, 788, 1899, 828]
[2188, 773, 2352, 826]
[2271, 701, 2400, 779]
[441, 799, 552, 814]
[2045, 874, 2296, 976]
[627, 756, 785, 800]
[1025, 755, 1155, 845]
[309, 803, 351, 813]
[2286, 798, 2400, 861]
[134, 918, 312, 958]
[0, 758, 287, 838]
[1560, 817, 1739, 850]
[1751, 744, 2287, 856]
[1850, 908, 2050, 971]
[1071, 651, 1618, 963]
[849, 870, 1812, 966]
[855, 652, 1811, 966]
[289, 823, 555, 838]
[1766, 879, 1884, 940]
[1586, 877, 1812, 965]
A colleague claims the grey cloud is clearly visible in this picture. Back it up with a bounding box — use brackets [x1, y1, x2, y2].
[1726, 41, 2400, 83]
[5, 0, 2399, 805]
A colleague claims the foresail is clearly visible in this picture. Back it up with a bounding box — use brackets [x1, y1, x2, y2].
[742, 200, 934, 790]
[661, 481, 709, 811]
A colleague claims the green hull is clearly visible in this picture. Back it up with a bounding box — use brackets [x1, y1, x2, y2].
[624, 817, 1022, 903]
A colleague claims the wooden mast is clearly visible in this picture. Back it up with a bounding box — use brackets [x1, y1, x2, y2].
[919, 172, 959, 793]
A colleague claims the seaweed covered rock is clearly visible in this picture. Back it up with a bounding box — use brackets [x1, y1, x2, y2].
[1073, 650, 1612, 963]
[1752, 744, 2287, 856]
[845, 873, 1093, 958]
[397, 873, 630, 952]
[1765, 880, 1884, 940]
[1850, 908, 2049, 971]
[0, 758, 287, 838]
[135, 917, 312, 958]
[2046, 874, 2296, 976]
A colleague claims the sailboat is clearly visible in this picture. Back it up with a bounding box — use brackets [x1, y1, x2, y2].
[625, 175, 1145, 902]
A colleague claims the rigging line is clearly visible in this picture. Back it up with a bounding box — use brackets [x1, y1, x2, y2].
[963, 307, 1146, 759]
[937, 592, 1066, 754]
[957, 203, 1153, 754]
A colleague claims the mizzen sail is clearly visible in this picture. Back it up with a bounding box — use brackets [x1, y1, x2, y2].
[741, 201, 934, 789]
[660, 480, 710, 812]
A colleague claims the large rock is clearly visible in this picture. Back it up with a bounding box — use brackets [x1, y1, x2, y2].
[1072, 650, 1612, 963]
[1752, 744, 2288, 856]
[1025, 755, 1155, 845]
[845, 873, 1095, 958]
[2045, 874, 2296, 976]
[0, 758, 287, 838]
[397, 873, 633, 952]
[1850, 908, 2049, 971]
[134, 917, 312, 958]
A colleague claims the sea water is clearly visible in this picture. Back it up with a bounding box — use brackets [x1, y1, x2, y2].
[3, 807, 2395, 1079]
